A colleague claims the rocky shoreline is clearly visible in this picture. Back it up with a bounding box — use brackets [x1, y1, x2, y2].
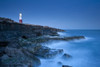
[0, 17, 85, 67]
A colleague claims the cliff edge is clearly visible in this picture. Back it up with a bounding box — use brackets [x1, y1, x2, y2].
[0, 17, 64, 41]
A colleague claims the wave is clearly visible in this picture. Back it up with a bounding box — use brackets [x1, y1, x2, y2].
[57, 32, 70, 36]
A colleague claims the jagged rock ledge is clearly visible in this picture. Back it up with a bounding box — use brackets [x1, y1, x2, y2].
[45, 36, 85, 41]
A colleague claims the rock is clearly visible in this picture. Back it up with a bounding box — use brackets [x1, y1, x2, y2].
[5, 47, 23, 57]
[62, 65, 72, 67]
[2, 46, 41, 67]
[0, 41, 8, 57]
[0, 41, 9, 47]
[33, 44, 63, 58]
[21, 48, 41, 66]
[36, 32, 42, 36]
[22, 36, 28, 39]
[59, 49, 63, 53]
[47, 36, 85, 41]
[1, 54, 9, 60]
[62, 53, 72, 59]
[0, 47, 6, 57]
[57, 61, 62, 65]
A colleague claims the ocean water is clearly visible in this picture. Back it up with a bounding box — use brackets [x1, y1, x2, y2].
[39, 30, 100, 67]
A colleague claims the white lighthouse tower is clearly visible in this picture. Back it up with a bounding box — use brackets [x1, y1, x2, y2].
[19, 13, 22, 23]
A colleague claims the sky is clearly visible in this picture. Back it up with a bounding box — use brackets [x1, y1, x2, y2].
[0, 0, 100, 29]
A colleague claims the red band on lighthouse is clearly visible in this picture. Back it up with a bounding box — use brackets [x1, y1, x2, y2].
[19, 13, 22, 23]
[19, 19, 22, 23]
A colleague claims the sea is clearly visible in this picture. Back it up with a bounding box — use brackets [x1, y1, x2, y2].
[39, 30, 100, 67]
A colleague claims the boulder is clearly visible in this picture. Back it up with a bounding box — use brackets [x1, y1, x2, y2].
[21, 48, 41, 66]
[5, 47, 23, 57]
[0, 47, 6, 57]
[62, 65, 72, 67]
[0, 41, 9, 47]
[22, 36, 28, 39]
[2, 46, 41, 67]
[33, 44, 63, 58]
[57, 61, 62, 65]
[1, 54, 9, 60]
[62, 53, 72, 59]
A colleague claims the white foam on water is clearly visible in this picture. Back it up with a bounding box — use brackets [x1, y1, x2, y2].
[39, 36, 93, 67]
[46, 41, 68, 49]
[39, 41, 72, 67]
[57, 32, 70, 36]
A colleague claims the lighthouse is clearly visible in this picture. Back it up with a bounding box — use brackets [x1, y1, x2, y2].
[19, 13, 22, 23]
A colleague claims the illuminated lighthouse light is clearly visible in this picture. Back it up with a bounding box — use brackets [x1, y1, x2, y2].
[19, 13, 22, 23]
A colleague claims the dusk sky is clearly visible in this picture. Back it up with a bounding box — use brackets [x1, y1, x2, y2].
[0, 0, 100, 29]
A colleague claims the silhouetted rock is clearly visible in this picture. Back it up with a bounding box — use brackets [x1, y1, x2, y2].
[0, 41, 9, 47]
[62, 65, 72, 67]
[32, 44, 63, 58]
[36, 32, 42, 36]
[47, 36, 85, 41]
[57, 61, 62, 65]
[22, 36, 28, 39]
[62, 53, 72, 59]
